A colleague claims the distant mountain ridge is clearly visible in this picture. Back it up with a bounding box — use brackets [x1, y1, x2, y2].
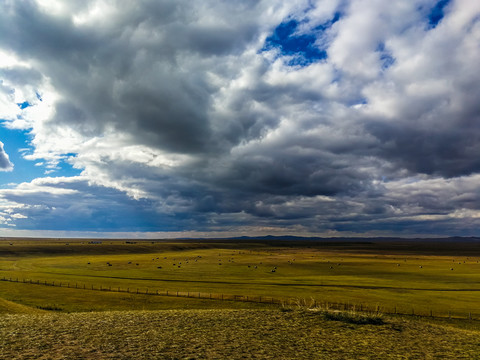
[176, 235, 480, 242]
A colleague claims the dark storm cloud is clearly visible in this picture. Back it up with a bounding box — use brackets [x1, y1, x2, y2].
[0, 141, 13, 171]
[367, 120, 480, 178]
[0, 0, 267, 154]
[0, 67, 43, 89]
[0, 177, 174, 231]
[214, 148, 373, 197]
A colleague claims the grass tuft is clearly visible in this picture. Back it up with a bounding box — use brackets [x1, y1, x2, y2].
[281, 297, 385, 325]
[320, 309, 385, 325]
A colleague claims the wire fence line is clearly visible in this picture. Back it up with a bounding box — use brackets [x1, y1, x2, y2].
[0, 276, 477, 320]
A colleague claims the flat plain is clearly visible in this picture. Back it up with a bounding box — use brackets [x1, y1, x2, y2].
[1, 237, 480, 359]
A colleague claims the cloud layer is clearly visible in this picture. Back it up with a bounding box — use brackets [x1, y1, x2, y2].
[1, 0, 480, 236]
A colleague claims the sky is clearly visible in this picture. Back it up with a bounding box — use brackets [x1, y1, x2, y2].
[0, 0, 480, 239]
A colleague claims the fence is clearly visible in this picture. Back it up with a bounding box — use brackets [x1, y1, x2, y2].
[0, 276, 476, 320]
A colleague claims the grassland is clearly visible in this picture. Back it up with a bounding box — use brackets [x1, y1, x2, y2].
[1, 237, 480, 359]
[2, 309, 480, 359]
[1, 238, 480, 317]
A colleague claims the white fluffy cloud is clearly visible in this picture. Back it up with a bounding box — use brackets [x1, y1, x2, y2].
[0, 0, 479, 236]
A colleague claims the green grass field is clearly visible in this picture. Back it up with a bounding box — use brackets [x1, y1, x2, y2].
[1, 238, 480, 317]
[2, 238, 480, 359]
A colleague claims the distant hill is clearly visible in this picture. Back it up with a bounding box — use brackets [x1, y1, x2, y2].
[176, 235, 480, 243]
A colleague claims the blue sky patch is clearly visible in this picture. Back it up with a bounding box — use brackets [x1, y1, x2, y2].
[17, 101, 31, 110]
[53, 153, 81, 175]
[264, 19, 328, 65]
[427, 0, 451, 28]
[376, 43, 395, 70]
[0, 125, 81, 186]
